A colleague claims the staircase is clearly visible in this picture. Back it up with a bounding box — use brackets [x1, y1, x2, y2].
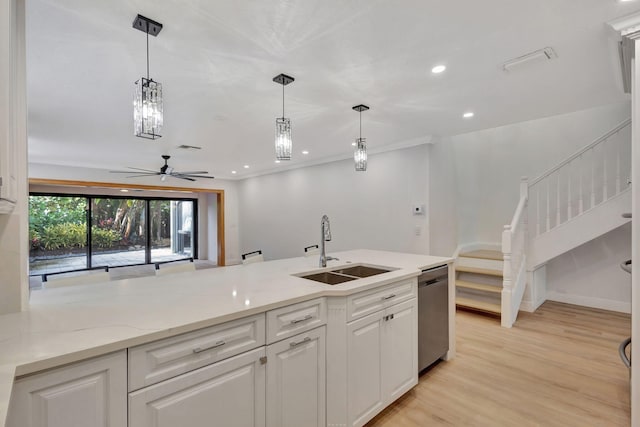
[456, 118, 632, 327]
[455, 250, 503, 315]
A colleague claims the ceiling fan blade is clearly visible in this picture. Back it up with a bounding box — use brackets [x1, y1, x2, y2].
[110, 170, 158, 175]
[172, 175, 196, 182]
[179, 175, 216, 179]
[173, 171, 209, 175]
[127, 167, 161, 173]
[125, 174, 163, 178]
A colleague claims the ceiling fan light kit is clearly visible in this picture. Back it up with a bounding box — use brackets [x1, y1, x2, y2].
[353, 104, 369, 172]
[273, 73, 294, 161]
[133, 14, 163, 140]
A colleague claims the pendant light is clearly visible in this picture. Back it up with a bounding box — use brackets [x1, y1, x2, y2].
[353, 104, 369, 171]
[133, 15, 163, 140]
[273, 73, 295, 160]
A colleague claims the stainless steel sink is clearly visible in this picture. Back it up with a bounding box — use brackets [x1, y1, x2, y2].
[330, 265, 391, 278]
[296, 264, 393, 285]
[300, 272, 358, 285]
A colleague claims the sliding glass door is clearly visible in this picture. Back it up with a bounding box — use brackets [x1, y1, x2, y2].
[29, 195, 88, 274]
[91, 198, 147, 267]
[29, 194, 197, 275]
[150, 200, 195, 263]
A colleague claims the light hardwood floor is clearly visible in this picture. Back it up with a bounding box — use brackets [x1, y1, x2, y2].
[366, 302, 631, 427]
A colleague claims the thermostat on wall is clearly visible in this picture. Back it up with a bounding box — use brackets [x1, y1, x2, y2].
[413, 204, 424, 215]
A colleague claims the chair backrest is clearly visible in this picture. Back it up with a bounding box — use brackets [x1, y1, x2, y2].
[155, 260, 196, 276]
[304, 244, 320, 257]
[241, 250, 264, 265]
[43, 268, 110, 289]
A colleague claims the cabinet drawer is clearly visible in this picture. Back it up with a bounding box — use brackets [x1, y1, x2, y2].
[266, 297, 327, 344]
[129, 313, 265, 391]
[129, 347, 266, 427]
[346, 279, 416, 322]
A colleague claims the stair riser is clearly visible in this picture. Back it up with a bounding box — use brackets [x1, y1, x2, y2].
[456, 273, 502, 287]
[456, 256, 503, 271]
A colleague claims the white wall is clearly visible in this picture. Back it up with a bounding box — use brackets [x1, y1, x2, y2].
[237, 145, 430, 261]
[441, 101, 631, 244]
[545, 223, 631, 313]
[428, 138, 458, 257]
[28, 163, 241, 265]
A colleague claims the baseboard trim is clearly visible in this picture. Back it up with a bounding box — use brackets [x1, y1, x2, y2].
[546, 291, 631, 314]
[519, 300, 535, 312]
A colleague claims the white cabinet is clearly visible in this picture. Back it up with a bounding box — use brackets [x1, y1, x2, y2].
[0, 0, 19, 214]
[266, 326, 326, 427]
[382, 299, 418, 402]
[347, 299, 417, 427]
[347, 311, 385, 426]
[129, 347, 266, 427]
[6, 351, 127, 427]
[327, 279, 419, 427]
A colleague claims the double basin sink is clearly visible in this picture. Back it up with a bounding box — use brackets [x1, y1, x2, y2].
[296, 264, 393, 285]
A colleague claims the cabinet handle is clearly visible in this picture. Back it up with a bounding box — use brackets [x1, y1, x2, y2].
[381, 294, 396, 300]
[290, 336, 312, 348]
[192, 340, 226, 353]
[290, 314, 313, 324]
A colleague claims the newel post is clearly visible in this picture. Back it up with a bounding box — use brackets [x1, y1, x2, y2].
[502, 225, 512, 292]
[501, 225, 513, 327]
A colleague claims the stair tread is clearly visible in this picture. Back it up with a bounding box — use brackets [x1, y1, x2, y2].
[456, 280, 502, 294]
[456, 265, 503, 277]
[456, 297, 502, 314]
[459, 250, 503, 261]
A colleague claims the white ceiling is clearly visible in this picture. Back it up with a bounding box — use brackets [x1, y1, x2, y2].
[26, 0, 636, 180]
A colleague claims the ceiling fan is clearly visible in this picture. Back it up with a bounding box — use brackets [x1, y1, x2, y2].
[110, 155, 214, 181]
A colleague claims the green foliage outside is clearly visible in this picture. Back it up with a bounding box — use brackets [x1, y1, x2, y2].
[29, 195, 173, 254]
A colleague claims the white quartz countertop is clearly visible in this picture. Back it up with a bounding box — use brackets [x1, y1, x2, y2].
[0, 249, 452, 425]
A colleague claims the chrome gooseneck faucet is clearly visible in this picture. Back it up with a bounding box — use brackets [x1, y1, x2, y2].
[320, 215, 338, 267]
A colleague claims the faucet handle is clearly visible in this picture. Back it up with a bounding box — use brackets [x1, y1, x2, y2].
[326, 256, 339, 261]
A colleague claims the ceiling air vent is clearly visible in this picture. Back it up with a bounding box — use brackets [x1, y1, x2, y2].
[501, 47, 557, 73]
[177, 144, 202, 150]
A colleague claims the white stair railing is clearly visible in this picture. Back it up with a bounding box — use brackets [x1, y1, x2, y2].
[502, 177, 528, 328]
[529, 119, 631, 238]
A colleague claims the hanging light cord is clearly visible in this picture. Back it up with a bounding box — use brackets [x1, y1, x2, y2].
[146, 22, 150, 80]
[282, 83, 285, 120]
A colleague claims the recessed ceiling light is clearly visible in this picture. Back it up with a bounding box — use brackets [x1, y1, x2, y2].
[120, 189, 129, 193]
[243, 165, 249, 169]
[302, 150, 309, 155]
[431, 65, 446, 74]
[231, 170, 237, 174]
[351, 142, 356, 146]
[275, 160, 281, 164]
[463, 112, 474, 118]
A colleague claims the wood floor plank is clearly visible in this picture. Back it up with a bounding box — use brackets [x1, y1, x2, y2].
[365, 301, 631, 427]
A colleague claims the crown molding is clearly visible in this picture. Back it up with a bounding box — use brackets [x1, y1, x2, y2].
[609, 10, 640, 39]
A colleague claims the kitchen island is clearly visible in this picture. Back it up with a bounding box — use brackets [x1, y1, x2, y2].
[0, 249, 454, 427]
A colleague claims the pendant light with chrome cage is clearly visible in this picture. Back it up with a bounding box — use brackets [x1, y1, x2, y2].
[273, 73, 295, 160]
[353, 104, 369, 171]
[132, 14, 163, 140]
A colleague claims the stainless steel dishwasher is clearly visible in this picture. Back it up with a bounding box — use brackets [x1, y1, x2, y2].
[418, 264, 449, 372]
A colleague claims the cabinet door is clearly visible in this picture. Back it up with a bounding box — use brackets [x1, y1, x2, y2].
[129, 347, 266, 427]
[266, 326, 325, 427]
[347, 310, 384, 427]
[7, 351, 127, 427]
[382, 298, 418, 404]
